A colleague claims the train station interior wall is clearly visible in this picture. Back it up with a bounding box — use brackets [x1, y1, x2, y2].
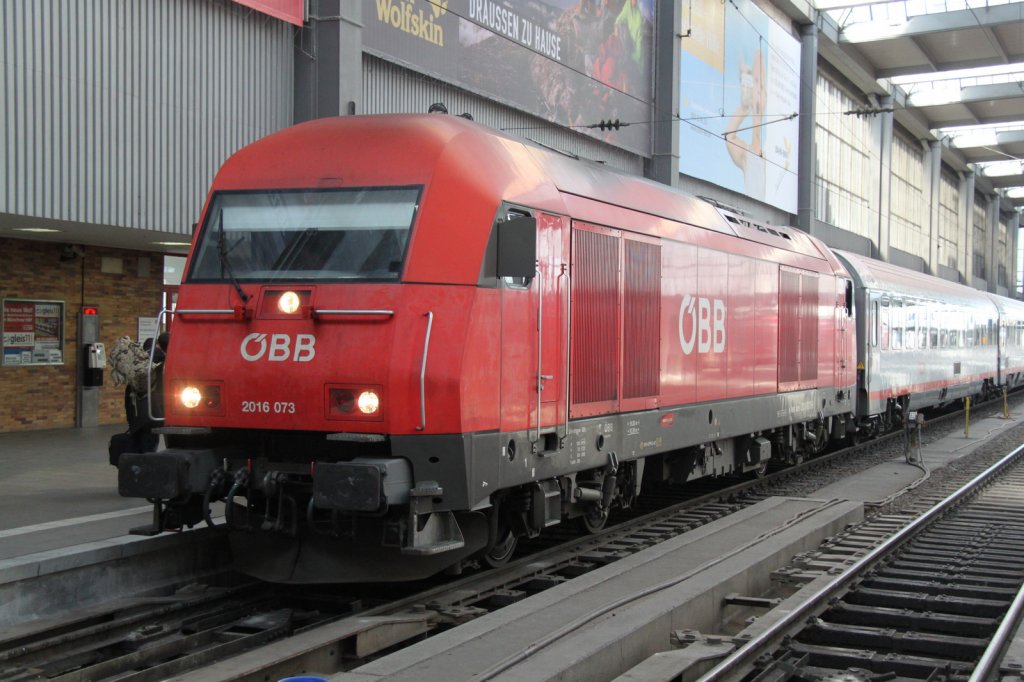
[360, 55, 646, 176]
[1, 239, 164, 432]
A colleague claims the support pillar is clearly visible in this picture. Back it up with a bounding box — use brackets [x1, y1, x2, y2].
[294, 0, 363, 124]
[649, 0, 680, 187]
[987, 195, 1000, 293]
[961, 171, 975, 284]
[926, 139, 942, 274]
[876, 97, 894, 262]
[1010, 211, 1021, 298]
[797, 23, 817, 234]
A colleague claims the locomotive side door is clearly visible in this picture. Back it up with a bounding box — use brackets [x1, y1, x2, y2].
[498, 210, 567, 452]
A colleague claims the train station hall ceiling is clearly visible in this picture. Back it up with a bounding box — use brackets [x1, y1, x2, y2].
[796, 0, 1024, 206]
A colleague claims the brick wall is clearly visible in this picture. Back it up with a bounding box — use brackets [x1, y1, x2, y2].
[1, 238, 166, 432]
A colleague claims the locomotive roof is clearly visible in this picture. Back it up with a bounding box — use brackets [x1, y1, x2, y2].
[208, 114, 846, 281]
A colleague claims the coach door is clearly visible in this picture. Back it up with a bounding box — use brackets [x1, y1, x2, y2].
[838, 279, 854, 390]
[498, 210, 567, 451]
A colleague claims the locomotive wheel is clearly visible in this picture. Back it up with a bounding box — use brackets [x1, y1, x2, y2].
[751, 460, 769, 478]
[483, 528, 518, 568]
[577, 504, 609, 533]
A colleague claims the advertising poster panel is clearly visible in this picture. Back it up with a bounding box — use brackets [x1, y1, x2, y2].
[2, 299, 65, 366]
[364, 0, 654, 155]
[678, 0, 799, 213]
[230, 0, 305, 26]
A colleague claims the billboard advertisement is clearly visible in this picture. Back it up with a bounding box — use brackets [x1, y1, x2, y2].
[364, 0, 654, 155]
[231, 0, 305, 26]
[679, 0, 800, 213]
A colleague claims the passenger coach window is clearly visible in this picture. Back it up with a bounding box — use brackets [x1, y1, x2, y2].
[891, 300, 903, 350]
[905, 309, 916, 350]
[871, 301, 879, 347]
[880, 300, 890, 350]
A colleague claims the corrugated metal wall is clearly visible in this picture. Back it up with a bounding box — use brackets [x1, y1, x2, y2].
[1, 0, 293, 235]
[362, 55, 644, 177]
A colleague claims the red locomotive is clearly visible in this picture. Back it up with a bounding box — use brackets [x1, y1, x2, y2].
[119, 114, 863, 582]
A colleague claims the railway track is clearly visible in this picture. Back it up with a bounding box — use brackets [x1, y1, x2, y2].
[3, 397, 1019, 681]
[699, 438, 1024, 680]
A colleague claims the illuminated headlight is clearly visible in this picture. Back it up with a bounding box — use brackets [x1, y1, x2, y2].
[357, 390, 380, 415]
[181, 386, 202, 408]
[171, 381, 223, 415]
[327, 385, 382, 420]
[278, 291, 301, 314]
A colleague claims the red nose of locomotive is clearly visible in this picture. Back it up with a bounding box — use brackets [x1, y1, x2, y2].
[165, 284, 408, 434]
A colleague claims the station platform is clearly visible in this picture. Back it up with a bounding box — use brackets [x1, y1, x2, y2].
[812, 412, 1021, 503]
[0, 424, 155, 560]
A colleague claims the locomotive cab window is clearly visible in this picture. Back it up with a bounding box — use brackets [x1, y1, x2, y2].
[188, 187, 421, 282]
[497, 210, 537, 289]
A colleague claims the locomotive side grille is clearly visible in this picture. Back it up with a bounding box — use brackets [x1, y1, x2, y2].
[624, 239, 660, 398]
[779, 269, 820, 384]
[572, 229, 619, 404]
[780, 270, 800, 383]
[800, 273, 819, 381]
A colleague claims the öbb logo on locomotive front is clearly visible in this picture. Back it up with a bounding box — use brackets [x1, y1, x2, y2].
[240, 333, 317, 362]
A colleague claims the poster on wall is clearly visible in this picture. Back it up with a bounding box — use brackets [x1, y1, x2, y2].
[678, 0, 800, 213]
[364, 0, 654, 156]
[230, 0, 305, 26]
[2, 299, 65, 366]
[138, 317, 159, 347]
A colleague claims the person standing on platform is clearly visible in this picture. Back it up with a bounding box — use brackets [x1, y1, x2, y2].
[108, 333, 169, 465]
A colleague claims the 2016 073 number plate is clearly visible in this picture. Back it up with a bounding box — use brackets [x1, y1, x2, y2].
[241, 400, 296, 414]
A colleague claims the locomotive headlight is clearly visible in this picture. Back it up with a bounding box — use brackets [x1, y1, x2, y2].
[326, 384, 382, 420]
[278, 291, 301, 314]
[357, 390, 380, 415]
[181, 385, 202, 409]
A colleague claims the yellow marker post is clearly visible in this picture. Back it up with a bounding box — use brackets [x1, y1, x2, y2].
[965, 397, 971, 438]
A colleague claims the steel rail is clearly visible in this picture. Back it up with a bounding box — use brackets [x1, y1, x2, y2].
[698, 439, 1024, 681]
[969, 562, 1024, 681]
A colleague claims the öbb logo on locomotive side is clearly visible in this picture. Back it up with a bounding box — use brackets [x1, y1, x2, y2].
[678, 295, 726, 355]
[240, 333, 316, 362]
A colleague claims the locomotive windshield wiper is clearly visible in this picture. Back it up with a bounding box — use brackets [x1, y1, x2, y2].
[217, 208, 250, 304]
